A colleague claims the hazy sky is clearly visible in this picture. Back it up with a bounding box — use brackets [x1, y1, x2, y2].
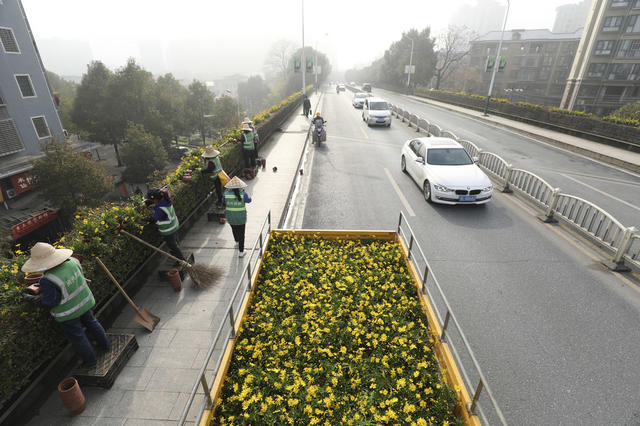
[21, 0, 580, 79]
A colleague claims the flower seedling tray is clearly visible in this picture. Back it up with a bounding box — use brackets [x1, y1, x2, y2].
[72, 333, 138, 389]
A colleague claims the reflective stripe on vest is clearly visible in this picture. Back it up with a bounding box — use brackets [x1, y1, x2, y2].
[157, 205, 179, 235]
[224, 191, 247, 225]
[243, 131, 255, 150]
[45, 259, 95, 322]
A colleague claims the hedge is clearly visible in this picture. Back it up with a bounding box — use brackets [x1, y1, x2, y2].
[0, 86, 309, 413]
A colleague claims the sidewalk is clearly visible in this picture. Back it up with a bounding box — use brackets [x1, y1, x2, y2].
[408, 95, 640, 174]
[26, 92, 320, 426]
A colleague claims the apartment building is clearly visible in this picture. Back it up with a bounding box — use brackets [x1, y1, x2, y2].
[469, 29, 582, 106]
[561, 0, 640, 115]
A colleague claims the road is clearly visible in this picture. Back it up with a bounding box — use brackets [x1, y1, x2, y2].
[295, 87, 640, 425]
[375, 87, 640, 230]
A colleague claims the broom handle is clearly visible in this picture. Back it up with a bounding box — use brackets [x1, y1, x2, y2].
[120, 229, 186, 265]
[95, 257, 142, 315]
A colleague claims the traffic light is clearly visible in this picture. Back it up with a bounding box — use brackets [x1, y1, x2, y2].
[306, 56, 314, 73]
[485, 55, 495, 72]
[294, 56, 301, 73]
[498, 56, 507, 72]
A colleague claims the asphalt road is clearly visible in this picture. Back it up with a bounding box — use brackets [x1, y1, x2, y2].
[374, 87, 640, 230]
[298, 87, 640, 425]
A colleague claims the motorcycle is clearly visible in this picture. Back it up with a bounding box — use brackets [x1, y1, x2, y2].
[312, 119, 327, 144]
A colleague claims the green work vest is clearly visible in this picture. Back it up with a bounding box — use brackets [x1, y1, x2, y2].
[157, 204, 179, 236]
[45, 258, 95, 322]
[224, 191, 247, 225]
[209, 156, 222, 175]
[242, 131, 255, 151]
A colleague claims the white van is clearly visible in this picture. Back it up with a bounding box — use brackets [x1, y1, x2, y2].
[362, 97, 391, 127]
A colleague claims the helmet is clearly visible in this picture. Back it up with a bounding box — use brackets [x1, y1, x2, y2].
[316, 112, 321, 116]
[146, 188, 163, 200]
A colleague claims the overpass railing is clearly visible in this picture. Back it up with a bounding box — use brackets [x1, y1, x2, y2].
[387, 101, 640, 272]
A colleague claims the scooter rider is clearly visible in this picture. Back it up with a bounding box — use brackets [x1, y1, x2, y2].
[312, 112, 326, 143]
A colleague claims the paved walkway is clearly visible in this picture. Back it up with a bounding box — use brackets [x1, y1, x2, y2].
[26, 92, 322, 426]
[408, 95, 640, 173]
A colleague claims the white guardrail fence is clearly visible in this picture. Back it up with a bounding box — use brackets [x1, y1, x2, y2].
[389, 103, 640, 273]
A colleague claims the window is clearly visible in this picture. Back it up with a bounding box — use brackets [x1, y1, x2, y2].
[629, 63, 640, 79]
[611, 0, 629, 7]
[634, 0, 640, 8]
[530, 43, 543, 54]
[595, 40, 615, 55]
[616, 39, 640, 57]
[603, 86, 624, 101]
[14, 75, 35, 98]
[517, 69, 537, 81]
[546, 43, 558, 52]
[607, 63, 633, 79]
[0, 27, 19, 53]
[626, 15, 640, 32]
[31, 116, 50, 139]
[524, 56, 537, 67]
[603, 16, 623, 31]
[542, 55, 553, 66]
[587, 63, 607, 77]
[427, 148, 472, 166]
[539, 67, 551, 79]
[0, 119, 25, 157]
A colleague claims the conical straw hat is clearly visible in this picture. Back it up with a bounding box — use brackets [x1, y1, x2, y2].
[242, 117, 252, 124]
[241, 124, 252, 131]
[225, 176, 247, 189]
[201, 146, 220, 158]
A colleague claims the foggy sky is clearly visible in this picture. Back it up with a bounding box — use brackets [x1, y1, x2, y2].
[21, 0, 580, 80]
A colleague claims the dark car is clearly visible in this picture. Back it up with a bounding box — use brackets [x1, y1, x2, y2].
[362, 83, 372, 92]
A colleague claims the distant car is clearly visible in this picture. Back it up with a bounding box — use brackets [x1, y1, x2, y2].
[400, 137, 493, 205]
[362, 83, 372, 92]
[352, 92, 370, 108]
[338, 84, 346, 91]
[350, 81, 356, 86]
[362, 97, 391, 127]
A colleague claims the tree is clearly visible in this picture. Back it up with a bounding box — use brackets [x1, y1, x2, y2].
[380, 28, 436, 88]
[120, 123, 168, 183]
[238, 75, 270, 116]
[211, 95, 241, 131]
[284, 47, 332, 95]
[264, 40, 296, 83]
[32, 140, 110, 222]
[46, 71, 78, 134]
[433, 26, 475, 90]
[185, 80, 215, 145]
[153, 73, 189, 146]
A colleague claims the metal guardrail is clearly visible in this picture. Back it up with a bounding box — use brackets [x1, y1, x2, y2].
[178, 211, 272, 425]
[389, 98, 640, 272]
[397, 212, 508, 426]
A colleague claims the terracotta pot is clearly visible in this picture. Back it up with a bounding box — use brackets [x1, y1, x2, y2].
[167, 269, 182, 292]
[58, 377, 85, 414]
[25, 273, 43, 285]
[218, 217, 226, 224]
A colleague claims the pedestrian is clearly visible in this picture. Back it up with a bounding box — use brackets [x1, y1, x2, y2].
[242, 117, 260, 154]
[145, 188, 186, 262]
[222, 176, 252, 257]
[200, 146, 223, 204]
[239, 123, 257, 170]
[21, 243, 111, 368]
[303, 95, 311, 117]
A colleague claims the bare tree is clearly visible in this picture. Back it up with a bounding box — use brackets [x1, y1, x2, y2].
[264, 40, 296, 82]
[433, 26, 476, 90]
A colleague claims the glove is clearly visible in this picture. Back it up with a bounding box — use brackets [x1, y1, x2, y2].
[22, 293, 42, 304]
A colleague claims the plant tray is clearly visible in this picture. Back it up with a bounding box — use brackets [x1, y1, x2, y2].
[157, 252, 194, 281]
[71, 333, 138, 389]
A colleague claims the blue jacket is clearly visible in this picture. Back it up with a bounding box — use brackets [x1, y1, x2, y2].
[151, 198, 173, 222]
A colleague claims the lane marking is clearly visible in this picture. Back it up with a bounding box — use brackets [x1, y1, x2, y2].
[539, 168, 640, 187]
[384, 168, 416, 217]
[560, 173, 640, 213]
[359, 122, 369, 139]
[378, 88, 640, 180]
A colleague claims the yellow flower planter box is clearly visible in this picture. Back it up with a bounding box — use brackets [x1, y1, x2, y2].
[201, 230, 481, 426]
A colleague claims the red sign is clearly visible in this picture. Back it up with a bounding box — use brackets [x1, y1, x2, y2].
[10, 172, 39, 194]
[11, 210, 58, 240]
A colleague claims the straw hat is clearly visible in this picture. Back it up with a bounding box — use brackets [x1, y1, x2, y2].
[241, 124, 252, 132]
[22, 242, 73, 273]
[225, 176, 247, 189]
[201, 146, 220, 158]
[242, 117, 253, 124]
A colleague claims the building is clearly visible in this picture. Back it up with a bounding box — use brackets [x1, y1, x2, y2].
[0, 0, 95, 241]
[561, 0, 640, 115]
[450, 0, 505, 37]
[468, 29, 583, 106]
[554, 0, 594, 33]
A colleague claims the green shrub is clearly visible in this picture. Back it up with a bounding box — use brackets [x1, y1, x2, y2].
[602, 115, 640, 127]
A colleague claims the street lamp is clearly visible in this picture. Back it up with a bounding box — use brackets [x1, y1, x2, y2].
[483, 0, 510, 116]
[301, 0, 306, 96]
[406, 36, 414, 92]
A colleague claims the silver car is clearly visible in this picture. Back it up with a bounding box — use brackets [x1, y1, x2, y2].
[352, 92, 370, 108]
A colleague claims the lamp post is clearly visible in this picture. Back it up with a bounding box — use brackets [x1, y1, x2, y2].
[406, 36, 414, 92]
[301, 0, 306, 96]
[483, 0, 510, 116]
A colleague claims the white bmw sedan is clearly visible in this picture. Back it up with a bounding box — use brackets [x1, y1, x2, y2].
[401, 137, 493, 205]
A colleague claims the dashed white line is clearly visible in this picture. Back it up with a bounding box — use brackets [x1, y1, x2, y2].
[384, 168, 416, 217]
[560, 173, 640, 213]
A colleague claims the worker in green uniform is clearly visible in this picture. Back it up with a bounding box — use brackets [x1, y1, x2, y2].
[239, 123, 257, 170]
[200, 146, 224, 203]
[221, 176, 252, 257]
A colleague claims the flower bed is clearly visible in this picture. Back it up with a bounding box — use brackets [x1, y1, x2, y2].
[211, 233, 461, 425]
[0, 88, 309, 414]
